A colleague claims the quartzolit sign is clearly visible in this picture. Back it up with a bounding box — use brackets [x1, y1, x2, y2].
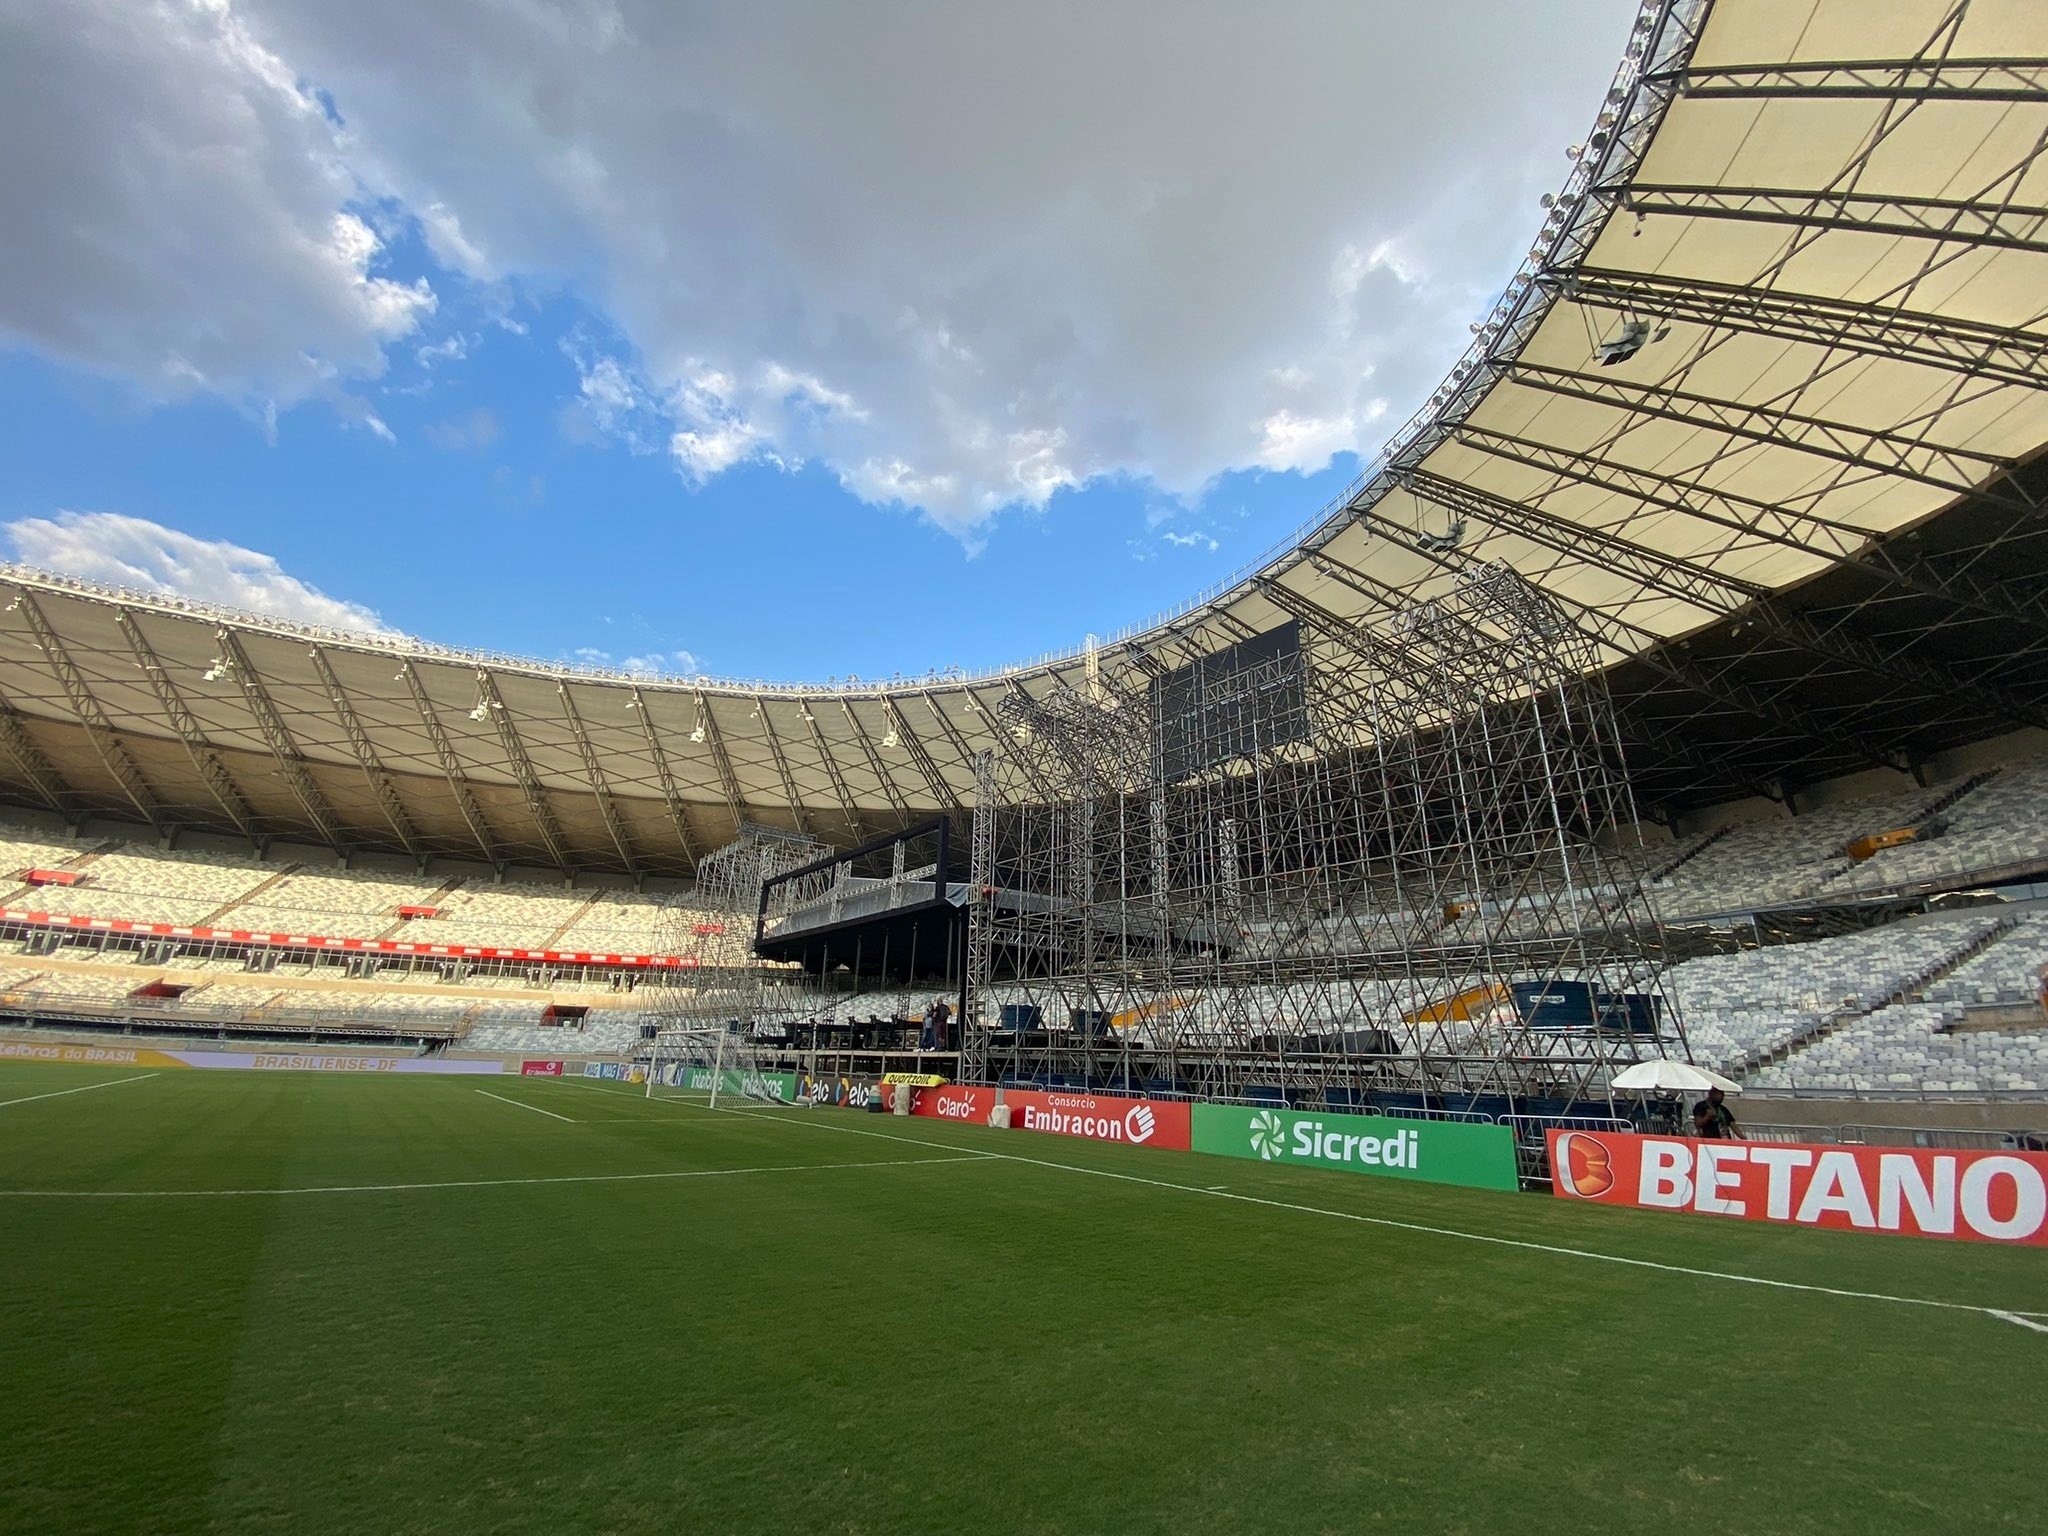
[1192, 1105, 1519, 1191]
[1003, 1089, 1191, 1151]
[1548, 1129, 2048, 1246]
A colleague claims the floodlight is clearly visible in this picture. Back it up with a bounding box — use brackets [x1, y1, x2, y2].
[881, 730, 898, 749]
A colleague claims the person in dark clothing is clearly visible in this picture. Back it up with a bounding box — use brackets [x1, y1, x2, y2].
[921, 997, 951, 1051]
[1692, 1086, 1742, 1140]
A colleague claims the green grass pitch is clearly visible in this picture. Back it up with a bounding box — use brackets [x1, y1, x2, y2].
[2, 1061, 2044, 1535]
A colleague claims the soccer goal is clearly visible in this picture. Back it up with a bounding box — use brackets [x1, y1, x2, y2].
[644, 1025, 800, 1110]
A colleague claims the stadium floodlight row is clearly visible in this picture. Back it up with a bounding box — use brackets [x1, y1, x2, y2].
[1, 0, 2047, 889]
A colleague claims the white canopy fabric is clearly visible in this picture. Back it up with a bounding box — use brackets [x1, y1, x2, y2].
[1609, 1060, 1742, 1094]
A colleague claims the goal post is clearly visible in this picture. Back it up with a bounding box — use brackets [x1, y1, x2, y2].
[644, 1024, 801, 1110]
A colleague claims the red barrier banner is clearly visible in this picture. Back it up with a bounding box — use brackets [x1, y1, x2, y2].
[910, 1084, 999, 1123]
[1547, 1130, 2048, 1246]
[520, 1059, 565, 1077]
[1002, 1089, 1191, 1151]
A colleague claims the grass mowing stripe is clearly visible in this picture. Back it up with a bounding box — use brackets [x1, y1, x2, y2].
[0, 1153, 986, 1198]
[612, 1086, 2048, 1330]
[0, 1071, 160, 1109]
[475, 1088, 576, 1122]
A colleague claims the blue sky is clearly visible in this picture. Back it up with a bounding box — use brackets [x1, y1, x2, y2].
[0, 0, 1640, 685]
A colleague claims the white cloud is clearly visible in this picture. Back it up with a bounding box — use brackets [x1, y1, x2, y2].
[4, 511, 396, 634]
[9, 0, 1635, 536]
[619, 649, 703, 677]
[227, 0, 1631, 536]
[423, 406, 500, 450]
[416, 333, 471, 368]
[0, 0, 432, 405]
[1161, 530, 1219, 552]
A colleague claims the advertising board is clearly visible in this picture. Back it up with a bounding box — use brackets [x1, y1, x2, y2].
[909, 1084, 999, 1123]
[797, 1072, 881, 1108]
[1547, 1129, 2048, 1245]
[1192, 1105, 1518, 1191]
[672, 1066, 797, 1101]
[1002, 1089, 1191, 1151]
[521, 1060, 566, 1077]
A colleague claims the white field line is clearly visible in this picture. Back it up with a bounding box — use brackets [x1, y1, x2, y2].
[0, 1071, 161, 1109]
[573, 1084, 2048, 1333]
[0, 1153, 985, 1199]
[475, 1088, 575, 1123]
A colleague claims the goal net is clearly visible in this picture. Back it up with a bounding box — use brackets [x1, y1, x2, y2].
[644, 1025, 800, 1110]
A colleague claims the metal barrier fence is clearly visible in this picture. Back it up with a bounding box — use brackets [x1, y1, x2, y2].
[1742, 1122, 1837, 1144]
[1841, 1124, 2022, 1150]
[1501, 1115, 1633, 1186]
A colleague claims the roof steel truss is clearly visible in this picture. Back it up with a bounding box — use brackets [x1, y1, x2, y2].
[628, 687, 697, 864]
[475, 671, 569, 873]
[1652, 57, 2048, 103]
[559, 684, 638, 876]
[215, 629, 346, 850]
[399, 661, 501, 869]
[15, 593, 163, 833]
[309, 645, 423, 860]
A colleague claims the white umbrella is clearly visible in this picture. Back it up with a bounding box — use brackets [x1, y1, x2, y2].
[1608, 1060, 1742, 1095]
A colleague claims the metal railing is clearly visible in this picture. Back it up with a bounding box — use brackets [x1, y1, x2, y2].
[1501, 1114, 1634, 1186]
[1741, 1122, 1837, 1144]
[1841, 1124, 2024, 1151]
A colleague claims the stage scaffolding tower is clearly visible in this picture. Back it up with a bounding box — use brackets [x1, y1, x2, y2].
[647, 822, 828, 1046]
[963, 563, 1682, 1108]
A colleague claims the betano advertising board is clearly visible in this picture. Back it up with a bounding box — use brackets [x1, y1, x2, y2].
[1548, 1129, 2048, 1245]
[1193, 1105, 1518, 1191]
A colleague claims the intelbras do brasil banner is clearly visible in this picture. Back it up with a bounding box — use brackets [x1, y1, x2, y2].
[1192, 1105, 1518, 1191]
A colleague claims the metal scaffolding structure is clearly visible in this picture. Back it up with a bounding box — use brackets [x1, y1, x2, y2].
[646, 822, 826, 1036]
[963, 565, 1678, 1108]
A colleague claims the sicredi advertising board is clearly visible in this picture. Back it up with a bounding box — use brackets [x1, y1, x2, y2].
[1193, 1105, 1518, 1191]
[1547, 1129, 2048, 1245]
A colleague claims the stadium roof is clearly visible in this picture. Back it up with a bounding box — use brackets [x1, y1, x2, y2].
[3, 0, 2047, 877]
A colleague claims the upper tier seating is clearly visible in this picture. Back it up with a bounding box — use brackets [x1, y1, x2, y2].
[463, 1016, 646, 1055]
[1749, 1001, 2048, 1095]
[0, 813, 696, 964]
[1657, 913, 2010, 1072]
[16, 849, 271, 925]
[228, 869, 444, 939]
[1646, 755, 2048, 920]
[423, 882, 584, 949]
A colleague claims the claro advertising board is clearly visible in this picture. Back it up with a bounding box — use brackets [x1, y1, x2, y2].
[909, 1084, 999, 1123]
[1193, 1105, 1519, 1191]
[1547, 1129, 2048, 1245]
